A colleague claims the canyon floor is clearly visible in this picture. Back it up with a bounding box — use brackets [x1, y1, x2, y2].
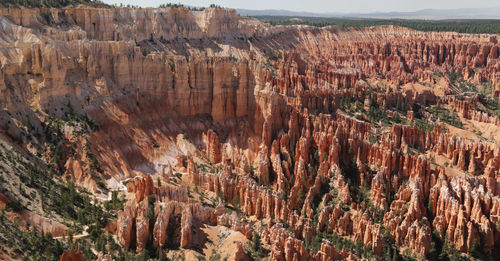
[0, 4, 500, 261]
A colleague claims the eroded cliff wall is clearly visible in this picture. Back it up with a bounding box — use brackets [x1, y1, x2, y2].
[1, 7, 500, 260]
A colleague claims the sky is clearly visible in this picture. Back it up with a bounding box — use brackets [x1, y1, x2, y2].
[101, 0, 500, 14]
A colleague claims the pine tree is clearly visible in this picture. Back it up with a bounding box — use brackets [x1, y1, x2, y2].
[251, 231, 262, 253]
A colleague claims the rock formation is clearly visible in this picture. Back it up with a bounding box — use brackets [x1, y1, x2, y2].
[59, 246, 85, 261]
[205, 129, 222, 164]
[1, 5, 500, 261]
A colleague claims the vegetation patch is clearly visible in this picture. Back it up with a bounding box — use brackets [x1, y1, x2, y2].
[258, 16, 500, 34]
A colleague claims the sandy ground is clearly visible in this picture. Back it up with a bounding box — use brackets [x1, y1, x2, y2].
[457, 117, 500, 142]
[166, 225, 249, 261]
[427, 151, 467, 178]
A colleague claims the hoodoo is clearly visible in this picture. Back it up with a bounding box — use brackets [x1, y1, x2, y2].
[0, 2, 499, 260]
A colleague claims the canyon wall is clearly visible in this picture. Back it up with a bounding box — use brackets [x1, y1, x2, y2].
[1, 7, 500, 260]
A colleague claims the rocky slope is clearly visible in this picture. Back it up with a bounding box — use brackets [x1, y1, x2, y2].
[0, 6, 499, 261]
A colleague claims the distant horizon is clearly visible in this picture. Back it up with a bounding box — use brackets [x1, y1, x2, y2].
[235, 6, 500, 16]
[101, 0, 500, 14]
